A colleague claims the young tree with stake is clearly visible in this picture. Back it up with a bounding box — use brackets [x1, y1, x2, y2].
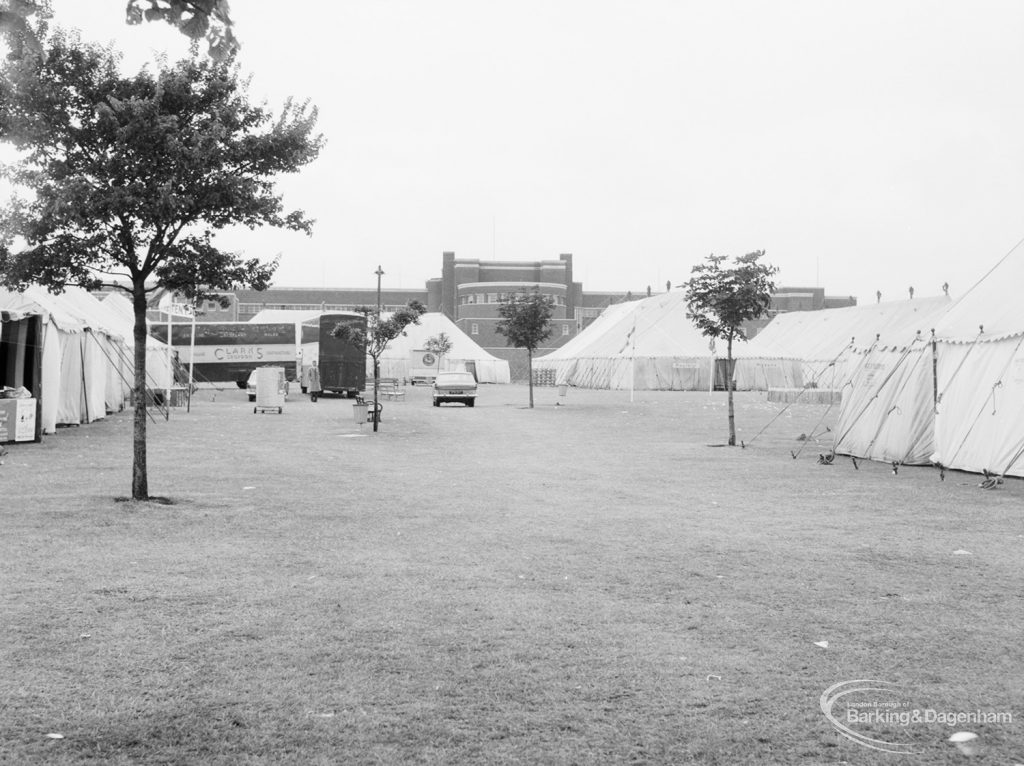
[424, 332, 453, 375]
[332, 302, 426, 432]
[495, 289, 554, 408]
[684, 251, 778, 446]
[0, 31, 323, 500]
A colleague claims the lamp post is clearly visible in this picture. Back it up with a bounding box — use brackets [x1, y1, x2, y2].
[372, 265, 384, 432]
[376, 265, 384, 315]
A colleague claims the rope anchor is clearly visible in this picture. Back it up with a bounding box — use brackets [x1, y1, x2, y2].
[979, 469, 1003, 490]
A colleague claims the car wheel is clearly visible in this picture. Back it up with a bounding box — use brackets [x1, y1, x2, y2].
[248, 395, 256, 402]
[466, 400, 474, 407]
[433, 399, 440, 407]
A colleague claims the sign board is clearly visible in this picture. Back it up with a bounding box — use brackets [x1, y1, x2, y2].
[411, 349, 440, 370]
[181, 345, 294, 364]
[0, 398, 36, 443]
[149, 322, 299, 383]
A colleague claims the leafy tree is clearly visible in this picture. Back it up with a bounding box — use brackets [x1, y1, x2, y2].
[424, 331, 453, 375]
[0, 32, 323, 499]
[332, 301, 426, 433]
[495, 289, 554, 408]
[127, 0, 237, 60]
[0, 0, 47, 59]
[1, 0, 236, 60]
[683, 250, 778, 446]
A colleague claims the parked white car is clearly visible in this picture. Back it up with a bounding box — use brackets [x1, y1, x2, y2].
[431, 371, 477, 407]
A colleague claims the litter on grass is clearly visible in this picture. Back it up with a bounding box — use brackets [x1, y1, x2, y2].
[813, 641, 829, 648]
[949, 731, 979, 755]
[952, 549, 972, 555]
[46, 733, 64, 739]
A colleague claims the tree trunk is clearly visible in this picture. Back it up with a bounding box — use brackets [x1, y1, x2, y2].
[131, 281, 149, 499]
[528, 348, 534, 408]
[727, 334, 736, 446]
[372, 357, 380, 433]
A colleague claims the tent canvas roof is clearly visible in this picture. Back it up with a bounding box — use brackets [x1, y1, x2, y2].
[743, 296, 951, 361]
[379, 312, 505, 363]
[248, 308, 325, 324]
[536, 299, 641, 362]
[934, 245, 1024, 343]
[54, 287, 128, 341]
[0, 286, 90, 333]
[538, 291, 715, 364]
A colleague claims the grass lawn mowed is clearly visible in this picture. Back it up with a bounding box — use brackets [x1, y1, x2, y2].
[1, 384, 1022, 764]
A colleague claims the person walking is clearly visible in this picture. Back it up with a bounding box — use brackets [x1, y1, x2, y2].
[308, 360, 322, 403]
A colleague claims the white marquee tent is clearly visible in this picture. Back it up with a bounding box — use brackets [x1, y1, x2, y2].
[0, 286, 132, 433]
[530, 291, 791, 391]
[376, 312, 511, 384]
[739, 296, 951, 393]
[929, 248, 1024, 477]
[829, 297, 952, 465]
[100, 291, 174, 394]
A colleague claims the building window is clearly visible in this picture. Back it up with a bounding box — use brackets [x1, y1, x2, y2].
[486, 293, 497, 303]
[471, 323, 479, 335]
[562, 324, 569, 336]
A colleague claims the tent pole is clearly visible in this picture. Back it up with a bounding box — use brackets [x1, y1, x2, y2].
[81, 333, 90, 423]
[166, 310, 172, 411]
[187, 302, 196, 413]
[628, 315, 636, 402]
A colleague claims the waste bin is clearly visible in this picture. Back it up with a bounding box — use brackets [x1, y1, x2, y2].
[352, 402, 369, 424]
[557, 384, 568, 397]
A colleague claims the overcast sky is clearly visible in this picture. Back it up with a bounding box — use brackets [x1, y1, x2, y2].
[24, 2, 1024, 301]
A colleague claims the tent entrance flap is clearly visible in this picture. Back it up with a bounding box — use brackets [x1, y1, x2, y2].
[1, 315, 41, 393]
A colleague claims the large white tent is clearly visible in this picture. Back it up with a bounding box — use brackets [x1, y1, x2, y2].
[376, 312, 511, 384]
[531, 291, 786, 391]
[533, 299, 639, 377]
[929, 247, 1024, 477]
[100, 291, 174, 394]
[829, 297, 952, 465]
[0, 286, 130, 433]
[740, 296, 951, 393]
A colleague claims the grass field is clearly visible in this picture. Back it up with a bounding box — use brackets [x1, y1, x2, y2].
[1, 383, 1022, 765]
